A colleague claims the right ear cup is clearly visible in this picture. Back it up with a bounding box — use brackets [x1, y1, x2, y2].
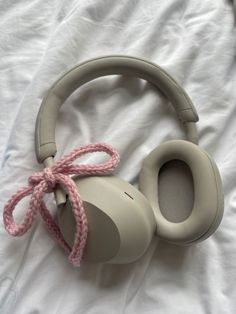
[139, 140, 224, 245]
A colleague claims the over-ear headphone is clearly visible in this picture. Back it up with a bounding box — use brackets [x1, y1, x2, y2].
[34, 55, 224, 264]
[3, 55, 224, 266]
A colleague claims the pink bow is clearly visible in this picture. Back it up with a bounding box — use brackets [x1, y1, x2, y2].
[3, 143, 120, 266]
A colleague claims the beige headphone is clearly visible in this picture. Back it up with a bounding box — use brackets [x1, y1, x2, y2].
[35, 55, 224, 264]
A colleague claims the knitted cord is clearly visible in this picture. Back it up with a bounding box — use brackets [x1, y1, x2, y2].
[3, 143, 120, 266]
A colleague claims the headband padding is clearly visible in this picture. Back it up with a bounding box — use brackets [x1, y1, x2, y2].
[139, 140, 224, 244]
[35, 55, 199, 162]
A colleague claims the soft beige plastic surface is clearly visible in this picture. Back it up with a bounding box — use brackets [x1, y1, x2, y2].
[58, 176, 156, 264]
[139, 140, 224, 244]
[35, 55, 199, 163]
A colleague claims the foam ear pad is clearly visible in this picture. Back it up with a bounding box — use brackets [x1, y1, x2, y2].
[139, 140, 224, 245]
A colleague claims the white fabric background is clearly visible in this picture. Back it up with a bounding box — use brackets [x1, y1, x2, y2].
[1, 0, 236, 313]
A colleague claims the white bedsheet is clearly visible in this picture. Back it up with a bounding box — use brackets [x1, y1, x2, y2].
[1, 0, 236, 313]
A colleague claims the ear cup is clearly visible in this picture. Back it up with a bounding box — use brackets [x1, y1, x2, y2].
[58, 176, 156, 264]
[139, 140, 224, 245]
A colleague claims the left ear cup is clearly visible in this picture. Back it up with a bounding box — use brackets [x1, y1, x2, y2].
[58, 176, 156, 264]
[139, 140, 224, 245]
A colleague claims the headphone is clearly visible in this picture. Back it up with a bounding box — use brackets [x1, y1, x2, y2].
[34, 55, 224, 264]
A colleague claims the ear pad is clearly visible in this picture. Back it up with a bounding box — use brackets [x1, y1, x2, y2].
[139, 140, 224, 245]
[58, 176, 156, 264]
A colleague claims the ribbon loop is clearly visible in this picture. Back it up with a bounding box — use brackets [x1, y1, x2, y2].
[3, 143, 120, 266]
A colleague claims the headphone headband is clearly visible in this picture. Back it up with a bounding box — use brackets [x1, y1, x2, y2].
[35, 55, 199, 163]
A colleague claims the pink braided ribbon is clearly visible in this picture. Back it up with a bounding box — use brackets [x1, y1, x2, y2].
[3, 143, 120, 267]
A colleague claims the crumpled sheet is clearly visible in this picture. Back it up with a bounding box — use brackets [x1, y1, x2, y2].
[1, 0, 236, 313]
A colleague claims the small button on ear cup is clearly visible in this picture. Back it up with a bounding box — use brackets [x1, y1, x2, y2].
[139, 140, 224, 245]
[58, 176, 156, 264]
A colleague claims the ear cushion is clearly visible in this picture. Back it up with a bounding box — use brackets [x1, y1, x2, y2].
[139, 140, 224, 245]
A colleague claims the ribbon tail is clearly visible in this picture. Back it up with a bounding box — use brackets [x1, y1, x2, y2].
[39, 201, 71, 254]
[54, 173, 88, 266]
